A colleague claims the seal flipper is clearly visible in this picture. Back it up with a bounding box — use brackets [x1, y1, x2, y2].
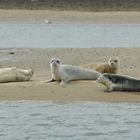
[44, 78, 55, 83]
[104, 85, 113, 92]
[60, 78, 70, 86]
[104, 89, 112, 92]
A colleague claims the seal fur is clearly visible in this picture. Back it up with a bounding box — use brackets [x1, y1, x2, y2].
[97, 73, 140, 92]
[46, 58, 100, 85]
[81, 57, 119, 74]
[0, 67, 34, 83]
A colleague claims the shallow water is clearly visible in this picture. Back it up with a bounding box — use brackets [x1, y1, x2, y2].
[0, 22, 140, 48]
[0, 101, 140, 140]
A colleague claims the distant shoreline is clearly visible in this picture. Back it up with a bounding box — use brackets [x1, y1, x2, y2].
[1, 10, 140, 23]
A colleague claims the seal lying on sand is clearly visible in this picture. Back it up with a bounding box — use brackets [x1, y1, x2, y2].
[97, 73, 140, 92]
[0, 67, 33, 83]
[81, 57, 119, 74]
[46, 58, 100, 85]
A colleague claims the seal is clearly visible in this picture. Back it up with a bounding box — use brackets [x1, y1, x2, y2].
[46, 58, 100, 85]
[96, 73, 140, 92]
[0, 67, 34, 83]
[81, 57, 119, 74]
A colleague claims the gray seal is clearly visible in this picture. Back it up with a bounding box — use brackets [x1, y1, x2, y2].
[46, 58, 100, 85]
[97, 73, 140, 92]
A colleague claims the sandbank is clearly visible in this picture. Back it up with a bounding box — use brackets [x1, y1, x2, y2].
[0, 48, 140, 102]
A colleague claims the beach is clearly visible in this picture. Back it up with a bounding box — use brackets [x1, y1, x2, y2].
[0, 10, 140, 102]
[0, 47, 139, 102]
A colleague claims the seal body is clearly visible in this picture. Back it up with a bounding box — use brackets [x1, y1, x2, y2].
[0, 67, 34, 83]
[97, 73, 140, 92]
[47, 58, 100, 85]
[81, 57, 119, 74]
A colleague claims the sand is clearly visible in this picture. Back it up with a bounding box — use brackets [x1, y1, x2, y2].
[0, 48, 140, 102]
[0, 10, 140, 102]
[1, 10, 140, 23]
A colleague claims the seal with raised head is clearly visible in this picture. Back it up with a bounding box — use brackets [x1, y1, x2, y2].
[46, 58, 100, 85]
[0, 67, 34, 83]
[97, 73, 140, 92]
[81, 57, 119, 74]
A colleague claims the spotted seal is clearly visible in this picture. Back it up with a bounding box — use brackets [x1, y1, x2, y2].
[0, 67, 33, 83]
[97, 73, 140, 92]
[81, 57, 119, 74]
[46, 58, 100, 85]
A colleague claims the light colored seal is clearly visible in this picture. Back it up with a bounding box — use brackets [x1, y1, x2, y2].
[97, 73, 140, 92]
[0, 67, 34, 83]
[81, 57, 119, 74]
[46, 58, 100, 85]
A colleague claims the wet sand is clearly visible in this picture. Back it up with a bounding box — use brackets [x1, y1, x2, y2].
[0, 48, 140, 102]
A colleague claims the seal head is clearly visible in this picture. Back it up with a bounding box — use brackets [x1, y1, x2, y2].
[108, 57, 119, 73]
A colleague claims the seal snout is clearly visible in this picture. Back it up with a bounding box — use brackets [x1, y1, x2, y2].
[52, 62, 58, 67]
[50, 58, 60, 64]
[110, 61, 117, 66]
[110, 62, 114, 65]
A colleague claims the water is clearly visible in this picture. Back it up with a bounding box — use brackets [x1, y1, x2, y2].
[0, 101, 140, 140]
[0, 22, 140, 48]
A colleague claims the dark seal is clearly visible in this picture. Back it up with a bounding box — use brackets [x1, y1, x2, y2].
[97, 73, 140, 92]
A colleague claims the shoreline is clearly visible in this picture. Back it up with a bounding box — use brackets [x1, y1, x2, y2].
[1, 10, 140, 23]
